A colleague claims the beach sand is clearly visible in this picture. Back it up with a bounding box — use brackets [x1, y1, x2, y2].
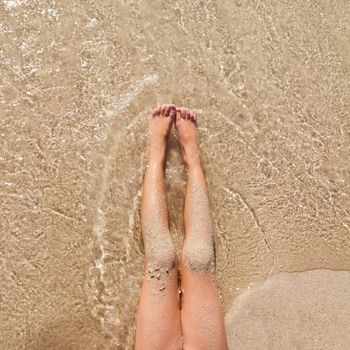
[1, 0, 349, 349]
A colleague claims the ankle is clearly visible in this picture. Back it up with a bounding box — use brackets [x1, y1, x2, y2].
[146, 155, 165, 168]
[146, 142, 166, 161]
[185, 160, 202, 175]
[183, 150, 201, 169]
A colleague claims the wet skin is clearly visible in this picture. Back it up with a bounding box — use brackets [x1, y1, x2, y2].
[135, 104, 228, 350]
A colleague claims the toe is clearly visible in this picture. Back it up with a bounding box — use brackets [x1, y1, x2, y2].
[152, 105, 161, 117]
[165, 104, 175, 117]
[169, 106, 176, 120]
[180, 107, 187, 119]
[164, 104, 171, 116]
[175, 108, 182, 123]
[190, 110, 196, 122]
[169, 104, 176, 113]
[192, 113, 198, 126]
[160, 104, 167, 116]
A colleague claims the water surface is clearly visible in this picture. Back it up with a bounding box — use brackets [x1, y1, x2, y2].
[1, 0, 350, 349]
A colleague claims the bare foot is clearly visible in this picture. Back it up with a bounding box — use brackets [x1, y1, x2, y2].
[146, 104, 176, 164]
[175, 107, 201, 168]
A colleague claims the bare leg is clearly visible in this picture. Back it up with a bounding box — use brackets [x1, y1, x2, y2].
[176, 108, 228, 350]
[135, 104, 182, 350]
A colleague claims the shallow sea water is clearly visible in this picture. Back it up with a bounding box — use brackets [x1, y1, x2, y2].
[1, 1, 350, 349]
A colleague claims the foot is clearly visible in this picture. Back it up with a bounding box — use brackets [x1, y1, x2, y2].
[146, 104, 176, 164]
[175, 107, 201, 168]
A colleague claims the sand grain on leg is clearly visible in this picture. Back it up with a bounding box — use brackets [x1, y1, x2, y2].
[176, 107, 228, 350]
[135, 104, 182, 350]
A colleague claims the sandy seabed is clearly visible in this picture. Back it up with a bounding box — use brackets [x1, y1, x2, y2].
[1, 0, 350, 349]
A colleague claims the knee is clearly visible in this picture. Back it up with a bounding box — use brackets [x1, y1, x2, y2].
[181, 236, 215, 274]
[142, 220, 177, 271]
[145, 234, 177, 274]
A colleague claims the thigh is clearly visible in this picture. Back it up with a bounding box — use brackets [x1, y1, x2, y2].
[180, 265, 228, 350]
[134, 268, 182, 350]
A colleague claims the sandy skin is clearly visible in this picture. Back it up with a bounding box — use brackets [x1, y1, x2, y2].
[134, 104, 228, 350]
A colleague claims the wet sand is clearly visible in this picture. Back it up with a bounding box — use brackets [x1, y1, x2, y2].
[226, 270, 350, 349]
[1, 0, 350, 349]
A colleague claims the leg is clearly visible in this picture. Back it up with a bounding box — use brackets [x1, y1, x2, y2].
[175, 108, 228, 350]
[135, 104, 182, 350]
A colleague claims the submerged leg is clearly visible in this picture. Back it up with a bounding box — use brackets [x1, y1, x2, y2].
[175, 107, 228, 350]
[135, 104, 182, 350]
